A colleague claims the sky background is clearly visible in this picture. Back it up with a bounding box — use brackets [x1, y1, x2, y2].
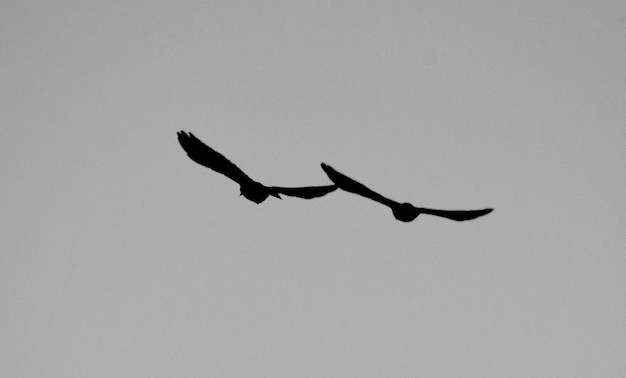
[2, 1, 625, 376]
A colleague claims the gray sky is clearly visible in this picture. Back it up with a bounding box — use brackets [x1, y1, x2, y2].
[2, 1, 625, 376]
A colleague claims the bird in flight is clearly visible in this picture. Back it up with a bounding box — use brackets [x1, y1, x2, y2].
[321, 163, 493, 222]
[177, 131, 337, 204]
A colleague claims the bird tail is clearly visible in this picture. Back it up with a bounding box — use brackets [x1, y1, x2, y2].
[267, 189, 282, 200]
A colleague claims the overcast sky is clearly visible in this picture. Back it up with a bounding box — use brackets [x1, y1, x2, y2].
[2, 1, 625, 376]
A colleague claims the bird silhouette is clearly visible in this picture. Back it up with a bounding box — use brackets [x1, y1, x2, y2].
[177, 131, 337, 204]
[321, 163, 493, 222]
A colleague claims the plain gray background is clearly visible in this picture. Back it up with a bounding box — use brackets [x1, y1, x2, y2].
[2, 1, 625, 376]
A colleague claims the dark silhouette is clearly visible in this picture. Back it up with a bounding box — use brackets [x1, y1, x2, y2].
[177, 131, 337, 204]
[321, 163, 493, 222]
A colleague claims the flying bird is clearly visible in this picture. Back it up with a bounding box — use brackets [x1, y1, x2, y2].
[177, 131, 337, 204]
[321, 163, 493, 222]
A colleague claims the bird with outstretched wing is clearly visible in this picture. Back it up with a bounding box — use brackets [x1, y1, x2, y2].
[321, 163, 493, 222]
[177, 131, 337, 204]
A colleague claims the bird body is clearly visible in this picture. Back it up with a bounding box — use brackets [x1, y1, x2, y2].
[177, 131, 336, 204]
[239, 180, 277, 204]
[321, 163, 492, 222]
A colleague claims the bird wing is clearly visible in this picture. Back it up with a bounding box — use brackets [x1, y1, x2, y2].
[267, 185, 338, 199]
[418, 207, 493, 221]
[177, 131, 254, 185]
[320, 163, 398, 208]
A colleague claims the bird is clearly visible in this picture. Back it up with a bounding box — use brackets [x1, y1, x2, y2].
[177, 131, 337, 204]
[320, 163, 493, 222]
